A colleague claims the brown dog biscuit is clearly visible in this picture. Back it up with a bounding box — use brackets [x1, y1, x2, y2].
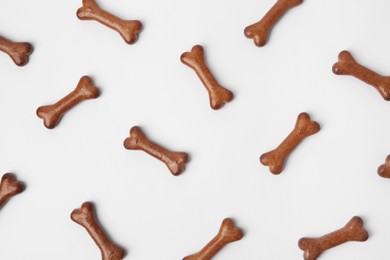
[36, 75, 99, 129]
[77, 0, 142, 44]
[377, 154, 390, 178]
[181, 45, 233, 110]
[71, 202, 126, 260]
[260, 112, 320, 174]
[298, 216, 369, 260]
[333, 50, 390, 100]
[244, 0, 303, 47]
[0, 35, 33, 66]
[0, 173, 25, 210]
[123, 126, 189, 176]
[183, 218, 243, 260]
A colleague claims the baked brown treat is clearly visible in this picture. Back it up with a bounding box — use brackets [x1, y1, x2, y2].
[71, 202, 126, 260]
[260, 112, 320, 174]
[0, 173, 25, 210]
[0, 35, 32, 66]
[377, 154, 390, 178]
[77, 0, 142, 44]
[183, 218, 243, 260]
[123, 126, 189, 176]
[36, 75, 99, 129]
[181, 45, 233, 110]
[244, 0, 303, 47]
[333, 50, 390, 100]
[298, 216, 368, 260]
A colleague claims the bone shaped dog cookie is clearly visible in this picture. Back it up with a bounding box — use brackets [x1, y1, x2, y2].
[77, 0, 142, 44]
[181, 45, 233, 110]
[0, 173, 25, 210]
[0, 35, 33, 66]
[377, 154, 390, 178]
[71, 202, 126, 260]
[260, 112, 320, 174]
[36, 75, 99, 129]
[183, 218, 243, 260]
[333, 50, 390, 100]
[298, 216, 369, 260]
[123, 126, 189, 176]
[244, 0, 303, 47]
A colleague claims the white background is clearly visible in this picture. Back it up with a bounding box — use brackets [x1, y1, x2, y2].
[0, 0, 390, 259]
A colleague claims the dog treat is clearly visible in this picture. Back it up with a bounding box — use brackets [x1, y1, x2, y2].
[36, 75, 99, 129]
[0, 173, 25, 210]
[123, 126, 189, 176]
[0, 35, 32, 66]
[298, 216, 368, 260]
[260, 112, 320, 174]
[333, 50, 390, 100]
[77, 0, 142, 44]
[377, 154, 390, 178]
[183, 218, 243, 260]
[181, 45, 233, 110]
[71, 202, 126, 260]
[244, 0, 303, 47]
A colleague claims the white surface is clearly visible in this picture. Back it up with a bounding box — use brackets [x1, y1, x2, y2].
[0, 0, 390, 259]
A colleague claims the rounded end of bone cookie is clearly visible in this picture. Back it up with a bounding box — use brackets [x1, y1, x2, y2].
[297, 112, 311, 121]
[220, 218, 244, 242]
[259, 153, 268, 165]
[338, 50, 352, 59]
[70, 201, 94, 223]
[259, 153, 271, 168]
[180, 45, 204, 65]
[260, 153, 283, 175]
[191, 45, 203, 54]
[123, 137, 136, 150]
[379, 154, 390, 178]
[210, 88, 234, 110]
[243, 24, 268, 47]
[296, 112, 320, 135]
[123, 126, 143, 149]
[1, 173, 25, 195]
[347, 216, 369, 241]
[23, 42, 33, 55]
[78, 76, 100, 99]
[210, 101, 227, 110]
[180, 52, 189, 63]
[76, 6, 94, 20]
[269, 166, 283, 175]
[297, 237, 310, 251]
[377, 165, 390, 178]
[243, 26, 254, 38]
[168, 152, 190, 176]
[122, 20, 143, 44]
[332, 50, 354, 75]
[377, 79, 390, 100]
[297, 237, 305, 248]
[12, 42, 33, 66]
[253, 36, 267, 47]
[170, 168, 184, 176]
[244, 30, 267, 47]
[298, 238, 320, 260]
[332, 63, 343, 75]
[36, 106, 59, 129]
